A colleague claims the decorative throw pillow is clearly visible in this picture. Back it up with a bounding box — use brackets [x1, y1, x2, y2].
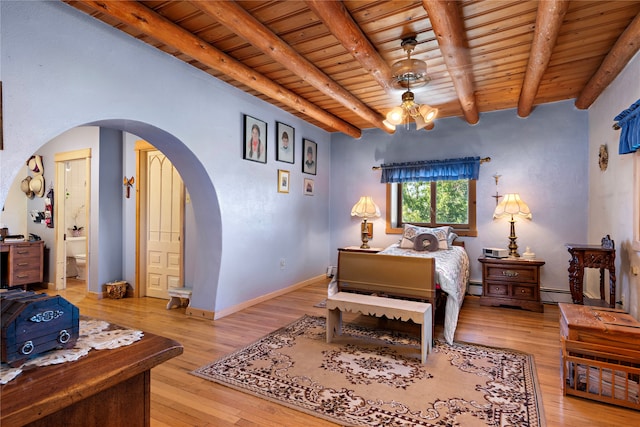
[447, 232, 458, 248]
[400, 224, 451, 250]
[413, 233, 439, 251]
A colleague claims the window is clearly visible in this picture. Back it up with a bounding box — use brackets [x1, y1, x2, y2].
[386, 179, 477, 236]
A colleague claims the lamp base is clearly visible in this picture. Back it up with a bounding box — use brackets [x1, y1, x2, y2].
[360, 218, 371, 249]
[508, 217, 520, 257]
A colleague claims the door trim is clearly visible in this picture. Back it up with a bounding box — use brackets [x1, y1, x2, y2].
[54, 149, 91, 291]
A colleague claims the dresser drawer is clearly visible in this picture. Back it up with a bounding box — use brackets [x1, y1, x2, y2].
[484, 264, 538, 283]
[12, 244, 41, 259]
[10, 267, 42, 285]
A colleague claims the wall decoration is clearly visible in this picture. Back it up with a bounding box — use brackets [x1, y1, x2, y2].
[598, 144, 608, 171]
[276, 122, 295, 164]
[278, 169, 290, 193]
[303, 178, 314, 196]
[243, 114, 267, 163]
[302, 139, 317, 175]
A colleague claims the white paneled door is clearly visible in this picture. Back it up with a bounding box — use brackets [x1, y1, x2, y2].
[144, 150, 184, 299]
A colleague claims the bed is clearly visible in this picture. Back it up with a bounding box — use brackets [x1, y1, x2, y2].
[378, 242, 469, 345]
[333, 224, 469, 345]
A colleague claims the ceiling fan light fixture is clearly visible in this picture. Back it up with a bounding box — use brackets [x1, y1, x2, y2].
[419, 104, 438, 122]
[382, 119, 397, 131]
[386, 37, 437, 130]
[386, 106, 405, 125]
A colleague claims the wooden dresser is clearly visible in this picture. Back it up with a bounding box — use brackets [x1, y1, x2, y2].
[478, 257, 545, 312]
[0, 240, 44, 289]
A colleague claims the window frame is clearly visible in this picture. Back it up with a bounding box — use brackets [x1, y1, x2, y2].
[385, 179, 477, 237]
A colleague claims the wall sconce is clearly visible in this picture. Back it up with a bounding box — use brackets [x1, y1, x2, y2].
[351, 196, 381, 249]
[123, 176, 135, 198]
[493, 193, 531, 257]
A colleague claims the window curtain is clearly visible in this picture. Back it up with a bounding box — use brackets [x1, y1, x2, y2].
[380, 156, 480, 183]
[616, 99, 640, 154]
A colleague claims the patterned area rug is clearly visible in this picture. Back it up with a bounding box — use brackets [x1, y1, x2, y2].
[192, 315, 545, 426]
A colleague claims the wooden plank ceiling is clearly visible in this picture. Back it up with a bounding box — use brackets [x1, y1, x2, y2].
[64, 1, 640, 138]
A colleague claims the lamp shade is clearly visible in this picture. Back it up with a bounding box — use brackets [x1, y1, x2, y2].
[493, 193, 532, 219]
[351, 196, 381, 219]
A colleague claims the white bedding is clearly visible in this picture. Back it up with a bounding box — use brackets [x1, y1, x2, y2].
[378, 243, 470, 344]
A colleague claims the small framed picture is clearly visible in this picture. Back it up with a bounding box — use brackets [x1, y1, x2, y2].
[276, 122, 295, 164]
[278, 169, 290, 193]
[303, 178, 314, 196]
[243, 114, 267, 163]
[302, 139, 317, 175]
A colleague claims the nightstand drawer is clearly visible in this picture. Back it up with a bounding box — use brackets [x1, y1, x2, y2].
[512, 285, 536, 300]
[485, 283, 509, 297]
[484, 264, 538, 283]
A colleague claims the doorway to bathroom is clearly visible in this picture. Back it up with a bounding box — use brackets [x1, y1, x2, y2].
[54, 149, 91, 291]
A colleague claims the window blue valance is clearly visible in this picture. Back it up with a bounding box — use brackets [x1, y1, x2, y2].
[615, 99, 640, 154]
[380, 156, 481, 183]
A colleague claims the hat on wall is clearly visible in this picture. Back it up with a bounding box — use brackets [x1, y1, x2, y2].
[21, 176, 34, 198]
[27, 155, 44, 175]
[29, 175, 46, 198]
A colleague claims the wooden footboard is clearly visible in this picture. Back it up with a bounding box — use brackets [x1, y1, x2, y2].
[336, 251, 437, 336]
[337, 251, 436, 300]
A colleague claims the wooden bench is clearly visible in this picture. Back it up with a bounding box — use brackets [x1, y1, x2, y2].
[327, 291, 432, 363]
[166, 287, 192, 309]
[334, 251, 437, 339]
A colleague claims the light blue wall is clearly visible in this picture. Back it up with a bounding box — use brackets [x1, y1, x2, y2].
[330, 101, 589, 292]
[587, 51, 640, 318]
[0, 1, 331, 314]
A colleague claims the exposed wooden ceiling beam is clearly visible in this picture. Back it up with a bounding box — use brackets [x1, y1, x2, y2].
[576, 11, 640, 110]
[192, 0, 392, 134]
[304, 0, 394, 93]
[518, 0, 569, 118]
[69, 0, 361, 138]
[423, 0, 479, 125]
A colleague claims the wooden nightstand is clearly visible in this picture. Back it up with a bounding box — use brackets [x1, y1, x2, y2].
[478, 257, 545, 312]
[338, 246, 382, 253]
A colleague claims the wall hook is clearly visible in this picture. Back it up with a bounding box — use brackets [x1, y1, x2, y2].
[123, 176, 135, 198]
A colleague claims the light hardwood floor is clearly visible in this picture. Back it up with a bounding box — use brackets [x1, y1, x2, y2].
[41, 279, 637, 427]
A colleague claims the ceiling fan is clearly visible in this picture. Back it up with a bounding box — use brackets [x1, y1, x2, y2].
[384, 37, 438, 131]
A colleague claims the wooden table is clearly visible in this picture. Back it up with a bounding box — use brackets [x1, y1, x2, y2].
[1, 329, 183, 427]
[566, 241, 616, 307]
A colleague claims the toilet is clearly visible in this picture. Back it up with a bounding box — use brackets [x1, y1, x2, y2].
[66, 236, 87, 280]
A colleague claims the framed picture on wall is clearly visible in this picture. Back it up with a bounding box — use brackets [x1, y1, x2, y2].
[243, 114, 267, 163]
[303, 178, 314, 196]
[302, 138, 317, 175]
[278, 169, 290, 193]
[276, 122, 295, 164]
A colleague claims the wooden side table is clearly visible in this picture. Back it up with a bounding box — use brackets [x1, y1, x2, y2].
[478, 257, 545, 312]
[566, 238, 616, 307]
[338, 246, 382, 253]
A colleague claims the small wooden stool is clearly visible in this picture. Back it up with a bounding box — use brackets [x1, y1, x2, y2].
[166, 287, 192, 309]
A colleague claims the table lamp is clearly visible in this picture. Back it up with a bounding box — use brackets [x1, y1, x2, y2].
[351, 196, 381, 249]
[493, 193, 531, 257]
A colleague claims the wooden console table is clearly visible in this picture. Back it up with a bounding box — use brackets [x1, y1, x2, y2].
[566, 236, 616, 307]
[0, 240, 44, 289]
[1, 329, 183, 427]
